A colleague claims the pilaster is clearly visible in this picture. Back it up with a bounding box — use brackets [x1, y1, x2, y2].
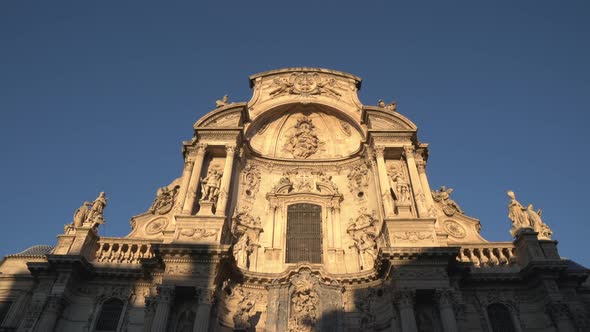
[396, 289, 418, 332]
[150, 286, 175, 332]
[374, 145, 395, 217]
[403, 146, 427, 217]
[436, 289, 458, 332]
[193, 288, 214, 332]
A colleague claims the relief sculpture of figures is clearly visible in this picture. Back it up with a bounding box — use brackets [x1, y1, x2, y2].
[347, 213, 381, 270]
[289, 278, 319, 332]
[232, 287, 257, 329]
[432, 185, 464, 216]
[284, 116, 324, 159]
[231, 211, 263, 269]
[148, 185, 179, 215]
[507, 190, 553, 240]
[200, 169, 222, 203]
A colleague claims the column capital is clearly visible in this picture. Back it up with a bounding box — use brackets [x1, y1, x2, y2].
[395, 288, 415, 308]
[373, 145, 386, 157]
[156, 286, 175, 304]
[196, 143, 208, 153]
[435, 289, 453, 307]
[196, 288, 216, 305]
[44, 295, 66, 314]
[403, 145, 415, 158]
[225, 143, 237, 154]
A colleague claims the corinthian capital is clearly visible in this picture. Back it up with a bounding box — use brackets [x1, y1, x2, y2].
[196, 143, 208, 153]
[225, 143, 237, 154]
[373, 145, 385, 157]
[403, 145, 415, 158]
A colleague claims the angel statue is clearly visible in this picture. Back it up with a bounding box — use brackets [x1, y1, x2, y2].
[432, 186, 463, 216]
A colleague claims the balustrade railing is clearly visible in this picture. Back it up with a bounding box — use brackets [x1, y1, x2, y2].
[94, 238, 155, 264]
[457, 243, 518, 268]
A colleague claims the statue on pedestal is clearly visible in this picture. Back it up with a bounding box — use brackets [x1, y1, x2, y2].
[507, 191, 553, 240]
[86, 192, 108, 227]
[72, 201, 91, 227]
[200, 169, 222, 203]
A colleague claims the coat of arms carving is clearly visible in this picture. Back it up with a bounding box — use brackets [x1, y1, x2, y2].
[284, 117, 324, 159]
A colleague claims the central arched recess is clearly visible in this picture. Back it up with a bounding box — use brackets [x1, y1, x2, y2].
[286, 203, 322, 264]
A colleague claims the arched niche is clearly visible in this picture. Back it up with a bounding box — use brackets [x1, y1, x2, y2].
[246, 103, 365, 160]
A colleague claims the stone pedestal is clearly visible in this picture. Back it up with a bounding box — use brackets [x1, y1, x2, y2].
[396, 203, 413, 218]
[172, 215, 224, 244]
[386, 219, 438, 247]
[197, 200, 216, 216]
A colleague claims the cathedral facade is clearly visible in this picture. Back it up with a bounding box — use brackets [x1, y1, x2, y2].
[1, 68, 589, 331]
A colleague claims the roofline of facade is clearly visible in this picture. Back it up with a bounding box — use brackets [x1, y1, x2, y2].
[248, 67, 362, 89]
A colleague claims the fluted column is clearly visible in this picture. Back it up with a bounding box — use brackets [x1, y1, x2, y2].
[182, 143, 208, 214]
[143, 296, 156, 332]
[176, 158, 195, 213]
[193, 289, 214, 332]
[403, 146, 427, 217]
[3, 291, 30, 328]
[151, 286, 174, 332]
[34, 296, 65, 332]
[397, 289, 417, 332]
[215, 144, 237, 216]
[436, 290, 458, 332]
[374, 145, 395, 217]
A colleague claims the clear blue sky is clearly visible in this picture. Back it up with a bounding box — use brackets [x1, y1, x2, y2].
[1, 1, 589, 266]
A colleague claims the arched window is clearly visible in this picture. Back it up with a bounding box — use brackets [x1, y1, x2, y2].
[487, 303, 516, 332]
[286, 203, 322, 263]
[95, 298, 124, 332]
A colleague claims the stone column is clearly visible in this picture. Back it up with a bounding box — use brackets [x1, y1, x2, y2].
[34, 295, 65, 332]
[436, 290, 458, 332]
[143, 296, 156, 332]
[176, 158, 195, 213]
[151, 286, 175, 332]
[215, 143, 237, 216]
[397, 289, 418, 332]
[193, 289, 213, 332]
[403, 146, 427, 218]
[264, 286, 281, 332]
[374, 145, 395, 217]
[182, 143, 208, 215]
[416, 159, 435, 217]
[3, 290, 30, 328]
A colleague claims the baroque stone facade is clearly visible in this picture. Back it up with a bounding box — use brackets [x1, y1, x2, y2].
[1, 68, 589, 332]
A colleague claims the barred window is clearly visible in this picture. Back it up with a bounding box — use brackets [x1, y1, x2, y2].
[487, 303, 516, 332]
[286, 203, 322, 264]
[95, 298, 124, 331]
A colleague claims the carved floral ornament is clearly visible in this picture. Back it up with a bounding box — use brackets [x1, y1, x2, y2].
[241, 164, 261, 199]
[268, 72, 343, 99]
[269, 169, 340, 196]
[289, 271, 320, 332]
[443, 220, 467, 239]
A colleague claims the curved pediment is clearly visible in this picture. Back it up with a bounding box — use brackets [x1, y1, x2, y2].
[363, 107, 417, 131]
[246, 104, 364, 160]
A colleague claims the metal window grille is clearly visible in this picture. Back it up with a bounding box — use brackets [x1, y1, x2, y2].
[96, 298, 124, 331]
[487, 303, 516, 332]
[286, 203, 322, 264]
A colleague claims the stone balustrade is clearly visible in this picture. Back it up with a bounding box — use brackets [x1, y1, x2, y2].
[95, 238, 155, 264]
[457, 243, 518, 268]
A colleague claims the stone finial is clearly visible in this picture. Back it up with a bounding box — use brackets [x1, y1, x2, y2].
[378, 99, 397, 111]
[507, 191, 553, 240]
[215, 94, 229, 108]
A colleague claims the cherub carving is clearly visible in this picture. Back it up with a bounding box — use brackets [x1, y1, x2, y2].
[148, 185, 179, 214]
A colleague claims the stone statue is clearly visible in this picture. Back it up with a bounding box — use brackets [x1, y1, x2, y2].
[386, 101, 397, 112]
[148, 185, 179, 214]
[87, 192, 108, 226]
[507, 191, 553, 239]
[432, 186, 464, 216]
[389, 165, 410, 203]
[378, 99, 386, 108]
[215, 94, 229, 108]
[72, 201, 91, 227]
[200, 169, 222, 202]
